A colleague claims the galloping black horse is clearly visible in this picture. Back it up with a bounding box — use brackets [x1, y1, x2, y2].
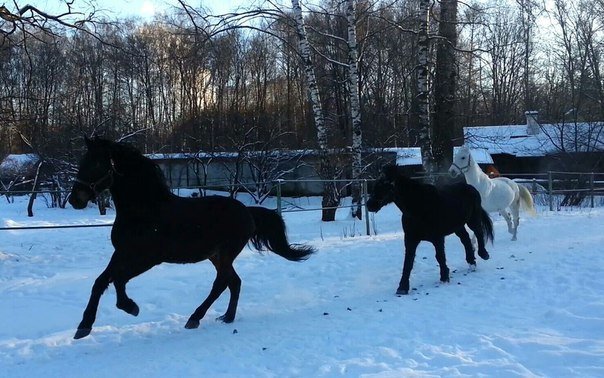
[68, 137, 314, 339]
[366, 165, 493, 295]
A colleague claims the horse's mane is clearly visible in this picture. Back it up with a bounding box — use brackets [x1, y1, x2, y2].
[108, 140, 172, 199]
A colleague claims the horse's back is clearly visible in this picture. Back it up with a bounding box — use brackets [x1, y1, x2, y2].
[174, 195, 254, 232]
[112, 195, 255, 262]
[480, 177, 518, 211]
[400, 182, 480, 238]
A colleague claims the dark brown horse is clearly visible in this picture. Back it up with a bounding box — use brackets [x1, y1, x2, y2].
[69, 137, 314, 339]
[366, 165, 493, 295]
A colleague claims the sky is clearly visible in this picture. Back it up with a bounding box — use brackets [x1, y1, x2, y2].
[23, 0, 253, 20]
[1, 189, 603, 376]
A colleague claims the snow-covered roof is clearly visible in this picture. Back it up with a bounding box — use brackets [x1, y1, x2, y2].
[0, 154, 39, 174]
[381, 147, 493, 166]
[464, 122, 604, 157]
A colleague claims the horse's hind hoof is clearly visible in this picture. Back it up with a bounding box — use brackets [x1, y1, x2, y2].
[184, 319, 200, 329]
[117, 300, 139, 316]
[216, 314, 235, 323]
[396, 289, 409, 295]
[478, 251, 490, 260]
[74, 328, 91, 339]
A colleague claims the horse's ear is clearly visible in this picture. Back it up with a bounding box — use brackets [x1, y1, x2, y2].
[382, 164, 399, 181]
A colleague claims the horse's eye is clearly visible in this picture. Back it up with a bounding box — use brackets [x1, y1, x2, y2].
[461, 157, 466, 160]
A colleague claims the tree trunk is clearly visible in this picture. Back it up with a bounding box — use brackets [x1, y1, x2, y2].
[292, 0, 340, 221]
[346, 0, 363, 220]
[417, 0, 435, 179]
[27, 161, 43, 217]
[433, 0, 458, 176]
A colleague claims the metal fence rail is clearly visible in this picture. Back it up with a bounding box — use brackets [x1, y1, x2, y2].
[2, 171, 603, 233]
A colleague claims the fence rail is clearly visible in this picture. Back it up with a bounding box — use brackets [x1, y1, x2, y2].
[2, 171, 603, 233]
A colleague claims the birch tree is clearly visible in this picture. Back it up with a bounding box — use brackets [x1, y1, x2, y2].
[292, 0, 340, 221]
[346, 0, 363, 219]
[416, 0, 435, 177]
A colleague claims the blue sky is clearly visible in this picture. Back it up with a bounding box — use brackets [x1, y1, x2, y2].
[26, 0, 251, 19]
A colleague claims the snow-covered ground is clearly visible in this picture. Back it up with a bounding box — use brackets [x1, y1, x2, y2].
[1, 193, 603, 377]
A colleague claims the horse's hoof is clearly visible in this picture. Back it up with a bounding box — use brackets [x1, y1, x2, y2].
[440, 277, 450, 283]
[468, 263, 477, 272]
[396, 289, 409, 295]
[184, 319, 200, 329]
[216, 314, 235, 323]
[478, 252, 490, 260]
[74, 328, 91, 339]
[117, 301, 140, 316]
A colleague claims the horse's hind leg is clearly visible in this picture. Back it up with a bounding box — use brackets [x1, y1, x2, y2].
[208, 255, 241, 323]
[510, 201, 520, 241]
[185, 243, 244, 329]
[500, 209, 514, 235]
[74, 256, 115, 339]
[455, 228, 476, 266]
[467, 218, 490, 260]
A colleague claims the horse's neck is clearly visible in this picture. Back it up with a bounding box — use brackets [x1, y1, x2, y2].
[464, 162, 492, 193]
[110, 172, 171, 214]
[394, 179, 426, 213]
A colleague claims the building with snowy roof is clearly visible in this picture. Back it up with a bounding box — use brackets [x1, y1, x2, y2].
[464, 111, 604, 174]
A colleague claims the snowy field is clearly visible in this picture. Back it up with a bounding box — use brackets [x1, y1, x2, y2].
[1, 193, 603, 377]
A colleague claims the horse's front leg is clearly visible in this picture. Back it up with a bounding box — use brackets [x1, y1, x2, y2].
[397, 236, 420, 295]
[432, 238, 450, 284]
[74, 257, 115, 339]
[113, 255, 158, 317]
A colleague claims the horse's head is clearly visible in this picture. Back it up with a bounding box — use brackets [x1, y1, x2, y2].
[69, 137, 117, 209]
[448, 146, 472, 178]
[366, 164, 399, 212]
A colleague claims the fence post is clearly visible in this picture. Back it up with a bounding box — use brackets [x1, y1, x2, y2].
[548, 171, 553, 211]
[590, 172, 595, 208]
[275, 179, 283, 215]
[363, 179, 370, 236]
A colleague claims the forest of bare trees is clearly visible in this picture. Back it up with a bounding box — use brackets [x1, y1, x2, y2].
[1, 1, 604, 193]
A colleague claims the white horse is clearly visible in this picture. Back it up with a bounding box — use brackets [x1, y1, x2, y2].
[448, 146, 535, 241]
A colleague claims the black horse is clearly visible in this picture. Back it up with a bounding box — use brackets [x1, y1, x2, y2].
[366, 165, 493, 295]
[68, 137, 314, 339]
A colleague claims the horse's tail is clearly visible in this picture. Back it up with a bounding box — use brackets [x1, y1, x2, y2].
[518, 184, 537, 216]
[247, 206, 315, 261]
[479, 208, 495, 244]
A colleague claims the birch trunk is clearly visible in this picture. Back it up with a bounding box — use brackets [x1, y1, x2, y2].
[292, 0, 339, 221]
[417, 0, 435, 180]
[346, 0, 363, 220]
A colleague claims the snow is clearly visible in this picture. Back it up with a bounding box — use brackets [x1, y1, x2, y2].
[0, 154, 39, 174]
[464, 122, 604, 157]
[1, 192, 603, 377]
[380, 147, 493, 166]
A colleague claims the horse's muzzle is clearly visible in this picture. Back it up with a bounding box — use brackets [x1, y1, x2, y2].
[448, 167, 460, 178]
[366, 198, 382, 212]
[68, 188, 91, 209]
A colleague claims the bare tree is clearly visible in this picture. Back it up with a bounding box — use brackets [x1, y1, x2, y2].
[292, 0, 342, 221]
[416, 0, 435, 177]
[432, 0, 459, 174]
[346, 0, 363, 218]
